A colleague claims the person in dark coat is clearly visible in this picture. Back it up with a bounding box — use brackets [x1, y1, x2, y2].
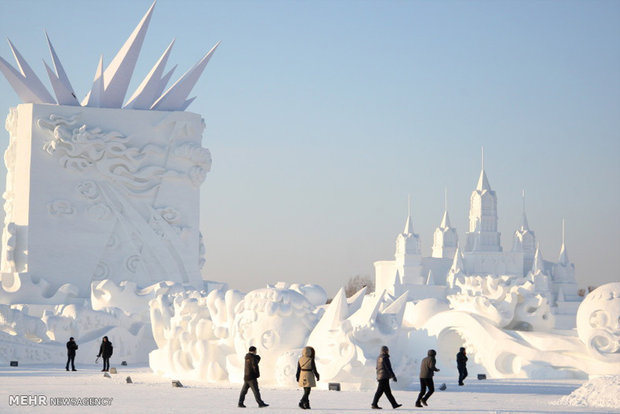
[238, 346, 269, 408]
[65, 337, 78, 371]
[371, 346, 402, 409]
[296, 346, 320, 409]
[457, 347, 468, 386]
[416, 349, 440, 407]
[97, 336, 113, 372]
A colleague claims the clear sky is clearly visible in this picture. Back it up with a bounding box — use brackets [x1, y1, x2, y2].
[0, 0, 618, 297]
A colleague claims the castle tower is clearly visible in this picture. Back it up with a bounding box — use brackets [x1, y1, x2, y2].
[465, 149, 502, 252]
[551, 220, 579, 301]
[527, 244, 551, 296]
[394, 197, 423, 285]
[431, 189, 459, 259]
[512, 190, 536, 274]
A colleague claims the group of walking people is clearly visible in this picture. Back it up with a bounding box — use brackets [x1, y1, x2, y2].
[238, 344, 469, 409]
[67, 336, 468, 409]
[63, 336, 113, 372]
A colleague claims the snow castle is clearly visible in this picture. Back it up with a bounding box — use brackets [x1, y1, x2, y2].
[374, 159, 581, 329]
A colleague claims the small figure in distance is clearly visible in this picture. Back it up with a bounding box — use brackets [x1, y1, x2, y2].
[416, 349, 440, 408]
[238, 346, 269, 408]
[371, 345, 402, 409]
[296, 346, 320, 409]
[457, 347, 468, 386]
[97, 336, 113, 372]
[65, 337, 78, 371]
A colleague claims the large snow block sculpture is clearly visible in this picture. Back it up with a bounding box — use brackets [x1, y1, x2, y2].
[1, 103, 210, 302]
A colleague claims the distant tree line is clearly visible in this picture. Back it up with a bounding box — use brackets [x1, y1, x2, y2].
[578, 286, 598, 297]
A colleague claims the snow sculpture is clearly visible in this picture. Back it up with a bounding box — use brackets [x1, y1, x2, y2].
[231, 288, 318, 384]
[447, 272, 554, 332]
[0, 1, 219, 303]
[576, 283, 620, 360]
[0, 302, 154, 365]
[149, 285, 321, 385]
[306, 289, 412, 390]
[91, 279, 185, 318]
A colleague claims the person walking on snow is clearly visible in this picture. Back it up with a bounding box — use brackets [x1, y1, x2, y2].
[238, 346, 269, 408]
[65, 337, 78, 371]
[97, 336, 113, 372]
[416, 349, 440, 408]
[457, 347, 468, 386]
[371, 345, 402, 409]
[296, 346, 320, 409]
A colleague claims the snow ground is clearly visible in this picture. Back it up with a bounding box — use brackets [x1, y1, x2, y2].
[0, 364, 618, 414]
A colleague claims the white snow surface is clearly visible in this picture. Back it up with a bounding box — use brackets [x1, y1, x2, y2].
[1, 364, 618, 414]
[554, 376, 620, 409]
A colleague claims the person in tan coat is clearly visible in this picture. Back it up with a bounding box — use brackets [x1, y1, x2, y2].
[416, 349, 440, 407]
[295, 346, 320, 409]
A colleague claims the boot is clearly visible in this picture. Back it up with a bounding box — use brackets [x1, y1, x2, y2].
[393, 403, 402, 409]
[371, 405, 383, 409]
[299, 401, 305, 409]
[415, 401, 423, 408]
[421, 399, 428, 406]
[238, 403, 246, 408]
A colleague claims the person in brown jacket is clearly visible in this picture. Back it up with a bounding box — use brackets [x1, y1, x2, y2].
[371, 345, 402, 409]
[416, 349, 440, 407]
[296, 346, 319, 409]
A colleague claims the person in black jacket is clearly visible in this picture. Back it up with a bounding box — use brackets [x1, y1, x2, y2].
[371, 346, 402, 409]
[457, 347, 468, 386]
[65, 337, 78, 371]
[97, 336, 113, 372]
[238, 346, 268, 408]
[416, 349, 440, 407]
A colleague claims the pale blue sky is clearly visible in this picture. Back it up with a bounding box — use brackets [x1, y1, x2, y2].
[0, 0, 618, 296]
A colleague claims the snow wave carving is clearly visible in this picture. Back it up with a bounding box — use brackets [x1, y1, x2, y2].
[447, 273, 554, 332]
[576, 282, 620, 360]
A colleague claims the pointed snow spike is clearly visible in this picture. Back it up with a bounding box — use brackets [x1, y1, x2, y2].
[43, 60, 79, 106]
[4, 39, 55, 103]
[450, 247, 464, 273]
[0, 56, 44, 103]
[346, 286, 367, 314]
[99, 1, 156, 108]
[476, 168, 491, 191]
[348, 290, 384, 327]
[44, 32, 78, 105]
[382, 290, 408, 315]
[84, 56, 105, 107]
[179, 96, 196, 111]
[403, 214, 414, 235]
[426, 270, 435, 286]
[532, 245, 544, 274]
[317, 288, 348, 331]
[151, 41, 220, 111]
[440, 209, 451, 228]
[124, 39, 175, 109]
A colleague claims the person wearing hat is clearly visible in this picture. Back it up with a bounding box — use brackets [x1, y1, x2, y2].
[371, 345, 402, 409]
[457, 347, 468, 386]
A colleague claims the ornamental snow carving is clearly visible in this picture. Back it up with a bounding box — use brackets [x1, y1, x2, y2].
[0, 1, 216, 302]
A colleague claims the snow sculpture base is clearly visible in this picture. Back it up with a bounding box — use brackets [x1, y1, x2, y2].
[1, 104, 210, 303]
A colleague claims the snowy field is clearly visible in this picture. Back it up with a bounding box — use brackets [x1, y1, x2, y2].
[1, 364, 618, 414]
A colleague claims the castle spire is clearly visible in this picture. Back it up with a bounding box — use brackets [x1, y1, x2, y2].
[403, 195, 414, 234]
[476, 148, 491, 191]
[520, 189, 530, 231]
[532, 243, 544, 274]
[559, 219, 569, 265]
[440, 187, 451, 228]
